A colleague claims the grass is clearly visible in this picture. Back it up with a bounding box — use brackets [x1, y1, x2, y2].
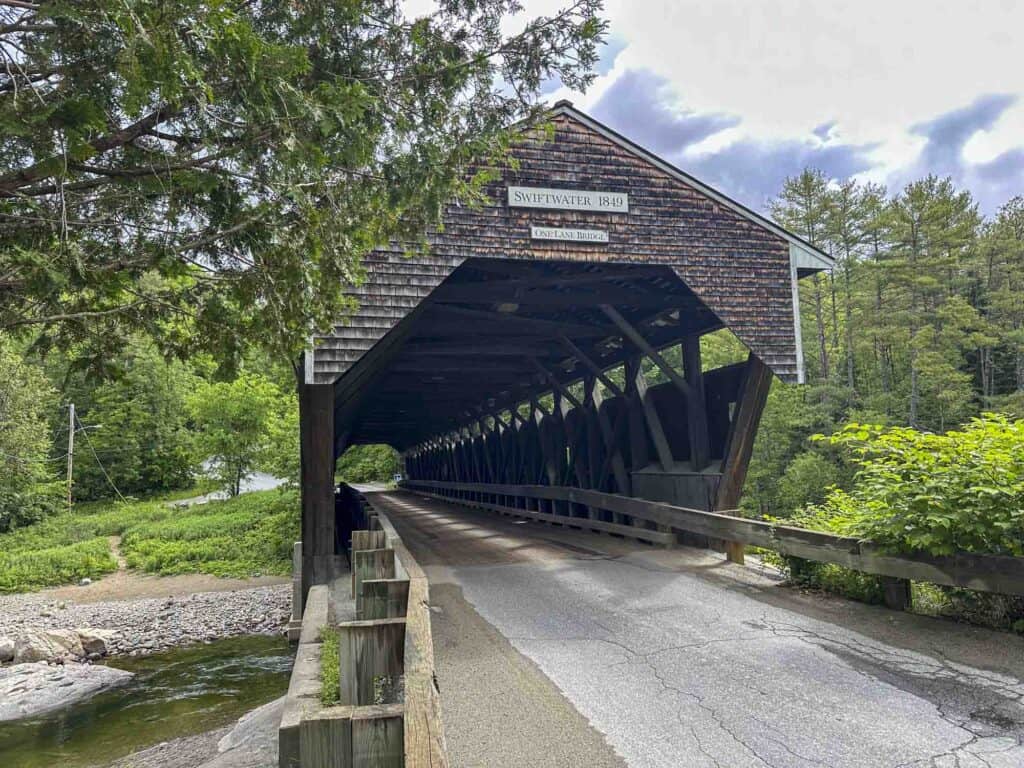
[319, 626, 340, 706]
[0, 487, 299, 593]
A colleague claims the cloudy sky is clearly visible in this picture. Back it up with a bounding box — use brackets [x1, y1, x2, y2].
[418, 0, 1024, 215]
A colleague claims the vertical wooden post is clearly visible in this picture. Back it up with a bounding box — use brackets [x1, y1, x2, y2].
[292, 540, 303, 620]
[300, 709, 353, 768]
[338, 617, 407, 706]
[682, 335, 710, 472]
[300, 383, 338, 599]
[352, 708, 405, 768]
[715, 354, 773, 564]
[881, 576, 913, 611]
[352, 549, 396, 616]
[361, 579, 411, 620]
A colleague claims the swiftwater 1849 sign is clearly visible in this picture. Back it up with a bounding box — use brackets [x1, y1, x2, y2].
[530, 226, 609, 243]
[508, 186, 628, 213]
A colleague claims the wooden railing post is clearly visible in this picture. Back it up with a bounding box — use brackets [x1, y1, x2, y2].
[352, 706, 405, 767]
[352, 549, 396, 616]
[338, 617, 407, 706]
[287, 540, 304, 642]
[361, 579, 411, 620]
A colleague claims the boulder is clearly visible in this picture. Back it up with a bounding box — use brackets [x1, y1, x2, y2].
[77, 628, 120, 656]
[0, 637, 14, 663]
[13, 628, 84, 664]
[0, 661, 133, 722]
[207, 696, 285, 768]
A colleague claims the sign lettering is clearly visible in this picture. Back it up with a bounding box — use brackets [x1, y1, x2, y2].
[508, 186, 628, 213]
[530, 226, 609, 243]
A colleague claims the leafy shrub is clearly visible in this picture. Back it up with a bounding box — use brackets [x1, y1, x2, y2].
[774, 451, 847, 518]
[769, 555, 886, 605]
[807, 415, 1024, 556]
[0, 484, 63, 533]
[0, 538, 118, 593]
[120, 490, 299, 577]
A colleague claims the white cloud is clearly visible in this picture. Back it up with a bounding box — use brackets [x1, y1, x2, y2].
[403, 0, 1023, 211]
[550, 0, 1024, 209]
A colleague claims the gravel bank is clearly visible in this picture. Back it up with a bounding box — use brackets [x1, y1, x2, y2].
[0, 585, 290, 657]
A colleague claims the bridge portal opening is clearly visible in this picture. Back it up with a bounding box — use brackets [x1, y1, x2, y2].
[297, 102, 831, 598]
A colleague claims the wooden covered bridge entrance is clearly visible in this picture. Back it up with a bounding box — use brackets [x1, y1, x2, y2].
[298, 102, 831, 599]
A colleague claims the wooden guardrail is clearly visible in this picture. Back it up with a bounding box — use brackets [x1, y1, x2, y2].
[402, 480, 1024, 599]
[280, 490, 447, 768]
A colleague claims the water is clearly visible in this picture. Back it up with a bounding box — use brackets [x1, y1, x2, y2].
[0, 635, 294, 768]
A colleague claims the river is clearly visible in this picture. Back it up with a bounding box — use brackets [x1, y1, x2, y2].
[0, 635, 293, 768]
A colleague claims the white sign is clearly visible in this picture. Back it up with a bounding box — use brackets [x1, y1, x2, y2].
[508, 186, 628, 213]
[531, 226, 609, 243]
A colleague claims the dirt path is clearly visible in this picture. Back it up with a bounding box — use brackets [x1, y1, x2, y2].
[40, 570, 289, 605]
[109, 535, 128, 569]
[32, 493, 289, 605]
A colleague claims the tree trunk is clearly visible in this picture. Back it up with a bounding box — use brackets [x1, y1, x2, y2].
[909, 328, 920, 428]
[844, 258, 855, 391]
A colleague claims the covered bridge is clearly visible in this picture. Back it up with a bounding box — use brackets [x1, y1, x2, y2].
[298, 101, 831, 596]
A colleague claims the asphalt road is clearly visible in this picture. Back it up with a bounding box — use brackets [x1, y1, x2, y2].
[368, 490, 1024, 768]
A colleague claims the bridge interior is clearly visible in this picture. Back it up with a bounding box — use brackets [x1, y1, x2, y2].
[312, 256, 777, 583]
[342, 258, 722, 450]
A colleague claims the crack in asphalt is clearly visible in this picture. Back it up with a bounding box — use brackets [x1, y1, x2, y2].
[757, 618, 1024, 768]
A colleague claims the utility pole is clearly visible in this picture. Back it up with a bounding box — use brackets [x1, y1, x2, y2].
[67, 403, 75, 512]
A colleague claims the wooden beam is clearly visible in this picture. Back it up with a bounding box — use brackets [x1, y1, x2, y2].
[599, 305, 693, 399]
[300, 384, 337, 598]
[452, 264, 669, 291]
[716, 354, 773, 563]
[431, 284, 692, 309]
[633, 365, 674, 471]
[424, 305, 612, 337]
[588, 382, 630, 496]
[558, 335, 624, 397]
[529, 358, 583, 409]
[682, 336, 710, 471]
[405, 481, 1024, 598]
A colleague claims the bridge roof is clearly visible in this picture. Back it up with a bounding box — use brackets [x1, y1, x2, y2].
[309, 103, 829, 451]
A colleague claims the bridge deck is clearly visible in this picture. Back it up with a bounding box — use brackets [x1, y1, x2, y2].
[367, 489, 1024, 768]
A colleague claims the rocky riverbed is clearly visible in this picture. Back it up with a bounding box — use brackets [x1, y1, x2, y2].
[0, 584, 291, 659]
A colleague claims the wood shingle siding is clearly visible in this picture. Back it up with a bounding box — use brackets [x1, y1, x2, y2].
[311, 105, 821, 387]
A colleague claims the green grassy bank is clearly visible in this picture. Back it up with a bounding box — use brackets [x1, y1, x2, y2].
[0, 489, 298, 594]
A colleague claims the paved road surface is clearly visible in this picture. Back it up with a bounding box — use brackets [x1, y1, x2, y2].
[368, 490, 1024, 768]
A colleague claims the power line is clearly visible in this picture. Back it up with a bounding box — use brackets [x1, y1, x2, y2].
[0, 451, 71, 464]
[73, 410, 128, 504]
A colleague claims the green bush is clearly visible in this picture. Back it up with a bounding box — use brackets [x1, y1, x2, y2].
[0, 342, 62, 533]
[120, 490, 299, 577]
[770, 555, 886, 605]
[807, 415, 1024, 556]
[0, 538, 118, 593]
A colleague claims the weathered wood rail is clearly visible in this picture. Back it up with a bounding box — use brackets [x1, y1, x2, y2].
[402, 480, 1024, 598]
[280, 489, 447, 768]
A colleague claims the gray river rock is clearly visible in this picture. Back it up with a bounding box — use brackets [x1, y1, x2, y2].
[0, 585, 290, 658]
[0, 661, 134, 722]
